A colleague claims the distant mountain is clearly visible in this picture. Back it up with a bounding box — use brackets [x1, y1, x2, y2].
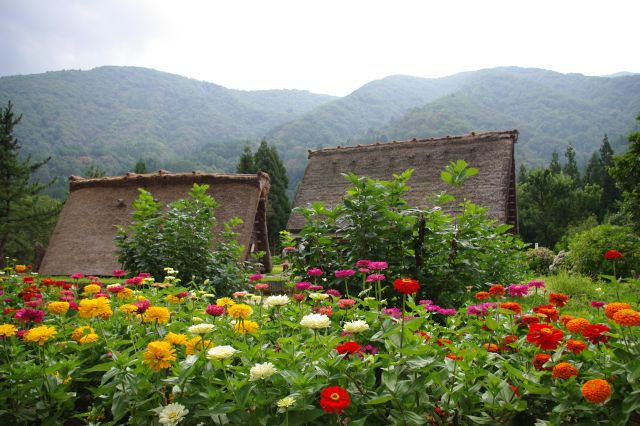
[1, 66, 639, 198]
[0, 66, 335, 196]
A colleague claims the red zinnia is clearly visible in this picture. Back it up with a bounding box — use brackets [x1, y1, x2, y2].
[533, 353, 552, 371]
[320, 386, 350, 414]
[583, 324, 611, 344]
[526, 323, 564, 350]
[393, 278, 420, 294]
[489, 284, 505, 297]
[549, 293, 569, 308]
[336, 341, 361, 355]
[604, 250, 623, 260]
[533, 304, 559, 322]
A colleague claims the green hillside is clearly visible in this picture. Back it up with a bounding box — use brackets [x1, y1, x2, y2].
[0, 66, 335, 197]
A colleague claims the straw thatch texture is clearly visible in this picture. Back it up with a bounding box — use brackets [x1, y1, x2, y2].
[287, 131, 518, 231]
[40, 171, 271, 276]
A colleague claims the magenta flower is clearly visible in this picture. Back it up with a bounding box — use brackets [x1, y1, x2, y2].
[138, 272, 152, 278]
[362, 344, 379, 355]
[508, 284, 529, 297]
[310, 285, 324, 291]
[307, 268, 324, 277]
[125, 276, 143, 285]
[466, 302, 497, 316]
[527, 280, 545, 288]
[437, 308, 457, 316]
[107, 285, 125, 293]
[206, 304, 225, 316]
[383, 307, 402, 318]
[326, 289, 342, 298]
[419, 299, 433, 305]
[70, 273, 84, 279]
[283, 246, 297, 253]
[249, 274, 264, 282]
[292, 293, 305, 302]
[590, 301, 606, 309]
[68, 301, 78, 311]
[134, 299, 151, 313]
[295, 281, 312, 290]
[25, 300, 43, 308]
[112, 269, 126, 277]
[368, 261, 388, 270]
[335, 269, 355, 278]
[14, 308, 45, 323]
[424, 304, 441, 312]
[366, 274, 385, 282]
[356, 260, 371, 267]
[358, 268, 370, 273]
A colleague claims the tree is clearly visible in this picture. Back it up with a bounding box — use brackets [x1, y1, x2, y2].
[134, 159, 148, 174]
[253, 139, 291, 251]
[563, 144, 580, 185]
[549, 151, 561, 174]
[610, 113, 640, 231]
[598, 135, 620, 214]
[84, 163, 106, 178]
[236, 145, 257, 174]
[0, 101, 60, 266]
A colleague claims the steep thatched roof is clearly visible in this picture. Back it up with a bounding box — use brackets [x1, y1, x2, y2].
[40, 171, 271, 276]
[287, 131, 518, 231]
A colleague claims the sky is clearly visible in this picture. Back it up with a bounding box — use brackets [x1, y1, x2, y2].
[1, 0, 638, 96]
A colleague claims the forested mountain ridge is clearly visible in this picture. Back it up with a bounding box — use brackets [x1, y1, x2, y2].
[1, 66, 639, 198]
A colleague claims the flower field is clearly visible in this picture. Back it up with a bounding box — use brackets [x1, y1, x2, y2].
[1, 264, 640, 425]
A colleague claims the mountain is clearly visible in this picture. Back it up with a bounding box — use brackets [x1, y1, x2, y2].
[1, 66, 639, 198]
[0, 66, 336, 196]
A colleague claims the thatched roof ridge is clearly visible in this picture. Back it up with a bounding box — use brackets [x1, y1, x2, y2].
[287, 130, 518, 232]
[40, 171, 272, 276]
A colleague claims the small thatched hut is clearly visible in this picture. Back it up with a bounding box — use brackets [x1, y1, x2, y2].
[39, 171, 271, 276]
[287, 130, 518, 232]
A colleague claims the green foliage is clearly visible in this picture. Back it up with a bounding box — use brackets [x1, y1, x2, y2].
[610, 113, 640, 232]
[440, 159, 478, 187]
[523, 246, 556, 275]
[0, 101, 60, 266]
[235, 145, 257, 174]
[114, 183, 246, 291]
[83, 163, 106, 178]
[566, 224, 640, 278]
[133, 159, 148, 173]
[289, 165, 527, 305]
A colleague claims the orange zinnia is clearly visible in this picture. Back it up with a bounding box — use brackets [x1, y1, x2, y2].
[489, 284, 505, 297]
[533, 353, 552, 371]
[604, 302, 631, 320]
[552, 362, 579, 380]
[475, 291, 490, 301]
[500, 302, 521, 314]
[566, 339, 587, 354]
[560, 314, 577, 326]
[612, 309, 640, 326]
[533, 304, 559, 322]
[483, 343, 500, 353]
[566, 318, 591, 335]
[582, 379, 611, 404]
[549, 292, 569, 307]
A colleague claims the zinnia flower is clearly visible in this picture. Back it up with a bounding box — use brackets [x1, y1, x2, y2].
[612, 309, 640, 326]
[264, 295, 289, 307]
[338, 299, 356, 309]
[164, 332, 187, 346]
[366, 274, 385, 282]
[255, 283, 269, 291]
[489, 284, 505, 297]
[368, 261, 388, 270]
[605, 302, 631, 320]
[483, 343, 499, 353]
[216, 297, 236, 308]
[532, 304, 559, 322]
[83, 284, 101, 294]
[475, 291, 490, 300]
[390, 277, 418, 295]
[206, 345, 237, 360]
[526, 323, 564, 350]
[300, 313, 331, 329]
[205, 304, 225, 316]
[527, 280, 545, 288]
[533, 353, 552, 371]
[78, 298, 113, 319]
[188, 323, 215, 335]
[319, 386, 350, 414]
[500, 302, 522, 314]
[566, 318, 591, 334]
[186, 336, 211, 355]
[155, 402, 189, 426]
[604, 250, 623, 260]
[227, 304, 253, 319]
[249, 362, 277, 381]
[336, 341, 361, 355]
[249, 274, 264, 282]
[14, 264, 27, 273]
[342, 320, 369, 333]
[549, 292, 569, 307]
[307, 267, 324, 277]
[583, 324, 611, 344]
[295, 281, 311, 290]
[144, 306, 170, 324]
[582, 379, 611, 403]
[590, 301, 606, 309]
[119, 304, 138, 314]
[0, 324, 18, 337]
[309, 293, 329, 301]
[144, 341, 176, 371]
[552, 362, 579, 380]
[233, 320, 259, 334]
[14, 308, 45, 323]
[326, 289, 342, 298]
[47, 301, 70, 314]
[566, 339, 587, 354]
[71, 326, 95, 342]
[508, 284, 529, 297]
[276, 396, 296, 410]
[335, 269, 355, 278]
[23, 325, 57, 345]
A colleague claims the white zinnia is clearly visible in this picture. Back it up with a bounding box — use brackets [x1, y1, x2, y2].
[343, 320, 369, 333]
[309, 293, 329, 301]
[249, 362, 277, 381]
[188, 323, 214, 335]
[247, 295, 263, 305]
[156, 402, 189, 426]
[207, 345, 237, 360]
[265, 295, 289, 307]
[300, 313, 331, 329]
[276, 396, 296, 410]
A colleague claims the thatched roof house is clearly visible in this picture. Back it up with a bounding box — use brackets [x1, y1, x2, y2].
[287, 131, 518, 232]
[40, 171, 271, 276]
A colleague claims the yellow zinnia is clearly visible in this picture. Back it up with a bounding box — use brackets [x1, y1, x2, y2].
[71, 326, 95, 342]
[144, 306, 171, 324]
[14, 264, 27, 273]
[83, 284, 101, 294]
[186, 336, 212, 355]
[48, 301, 70, 315]
[0, 324, 18, 337]
[227, 304, 253, 320]
[216, 297, 236, 308]
[116, 288, 134, 300]
[24, 325, 57, 345]
[233, 320, 259, 335]
[79, 333, 99, 344]
[119, 304, 138, 315]
[78, 298, 113, 319]
[164, 332, 187, 346]
[165, 295, 183, 304]
[143, 341, 176, 371]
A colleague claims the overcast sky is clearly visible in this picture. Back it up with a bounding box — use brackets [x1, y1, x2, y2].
[1, 0, 638, 96]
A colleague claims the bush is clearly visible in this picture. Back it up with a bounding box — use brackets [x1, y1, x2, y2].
[115, 184, 246, 291]
[567, 224, 640, 278]
[524, 246, 556, 275]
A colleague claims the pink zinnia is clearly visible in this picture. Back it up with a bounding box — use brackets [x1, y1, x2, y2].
[283, 246, 297, 253]
[383, 307, 402, 318]
[112, 269, 126, 277]
[255, 283, 269, 290]
[508, 284, 529, 297]
[295, 281, 312, 290]
[318, 306, 333, 316]
[310, 285, 324, 291]
[368, 261, 388, 270]
[335, 269, 355, 278]
[366, 274, 385, 282]
[437, 308, 457, 316]
[356, 260, 371, 267]
[338, 299, 356, 309]
[95, 293, 110, 299]
[292, 293, 305, 302]
[307, 268, 324, 277]
[135, 299, 151, 313]
[125, 276, 143, 285]
[419, 300, 433, 305]
[138, 272, 152, 278]
[249, 274, 264, 282]
[326, 289, 342, 298]
[25, 300, 43, 308]
[527, 280, 545, 288]
[206, 304, 225, 316]
[591, 301, 606, 309]
[107, 285, 125, 293]
[14, 308, 45, 323]
[70, 273, 84, 279]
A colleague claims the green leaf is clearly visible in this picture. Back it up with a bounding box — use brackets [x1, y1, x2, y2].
[366, 394, 394, 405]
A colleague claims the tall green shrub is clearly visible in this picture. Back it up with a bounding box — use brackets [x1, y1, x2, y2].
[567, 224, 640, 278]
[115, 184, 246, 291]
